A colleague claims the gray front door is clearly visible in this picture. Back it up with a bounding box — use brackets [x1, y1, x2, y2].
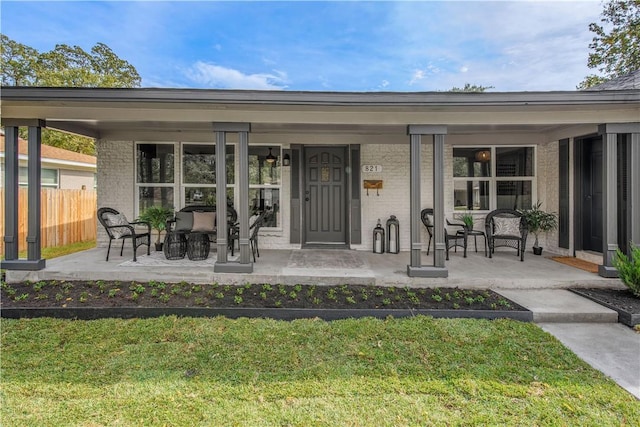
[581, 136, 603, 252]
[304, 146, 347, 245]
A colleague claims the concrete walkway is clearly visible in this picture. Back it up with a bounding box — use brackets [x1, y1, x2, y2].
[496, 289, 640, 400]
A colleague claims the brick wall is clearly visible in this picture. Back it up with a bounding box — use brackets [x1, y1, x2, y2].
[96, 140, 135, 247]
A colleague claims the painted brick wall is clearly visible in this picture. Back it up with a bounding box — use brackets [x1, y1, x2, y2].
[96, 140, 135, 247]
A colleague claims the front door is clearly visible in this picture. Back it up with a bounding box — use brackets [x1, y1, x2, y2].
[304, 146, 347, 245]
[580, 136, 603, 252]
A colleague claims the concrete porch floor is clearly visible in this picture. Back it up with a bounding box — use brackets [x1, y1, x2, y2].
[5, 246, 623, 290]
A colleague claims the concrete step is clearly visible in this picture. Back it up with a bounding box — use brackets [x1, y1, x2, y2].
[495, 289, 618, 323]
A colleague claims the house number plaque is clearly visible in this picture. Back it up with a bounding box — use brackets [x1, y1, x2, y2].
[362, 165, 382, 173]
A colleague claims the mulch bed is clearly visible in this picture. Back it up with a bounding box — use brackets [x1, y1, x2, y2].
[570, 288, 640, 327]
[1, 280, 525, 311]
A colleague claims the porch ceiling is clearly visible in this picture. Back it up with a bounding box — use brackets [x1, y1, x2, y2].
[1, 86, 638, 141]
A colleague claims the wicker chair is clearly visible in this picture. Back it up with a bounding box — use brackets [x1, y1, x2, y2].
[420, 208, 434, 255]
[485, 209, 528, 261]
[97, 207, 151, 262]
[249, 208, 274, 262]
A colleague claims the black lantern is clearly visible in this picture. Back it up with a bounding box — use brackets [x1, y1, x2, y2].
[386, 215, 399, 254]
[373, 219, 385, 254]
[266, 147, 277, 164]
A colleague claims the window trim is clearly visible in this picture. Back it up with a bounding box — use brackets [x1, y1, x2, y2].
[135, 141, 177, 217]
[452, 145, 537, 212]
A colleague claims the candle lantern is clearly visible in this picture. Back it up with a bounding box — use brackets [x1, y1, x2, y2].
[386, 215, 400, 254]
[373, 219, 385, 254]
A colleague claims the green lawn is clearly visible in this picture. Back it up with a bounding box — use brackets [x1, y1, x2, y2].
[1, 316, 638, 426]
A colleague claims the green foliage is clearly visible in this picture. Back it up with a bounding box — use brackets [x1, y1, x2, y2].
[578, 0, 640, 89]
[519, 202, 558, 247]
[448, 83, 494, 92]
[1, 34, 141, 155]
[138, 206, 174, 244]
[613, 243, 640, 297]
[458, 213, 475, 229]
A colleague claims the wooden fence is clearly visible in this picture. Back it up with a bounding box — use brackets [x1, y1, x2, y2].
[0, 188, 97, 255]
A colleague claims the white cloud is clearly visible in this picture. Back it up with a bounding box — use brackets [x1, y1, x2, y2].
[186, 62, 288, 90]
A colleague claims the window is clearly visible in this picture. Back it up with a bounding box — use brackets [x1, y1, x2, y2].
[453, 146, 535, 211]
[182, 143, 235, 206]
[18, 167, 59, 188]
[136, 143, 175, 212]
[249, 146, 281, 227]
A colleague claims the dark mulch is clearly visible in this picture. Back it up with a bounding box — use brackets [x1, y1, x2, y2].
[570, 287, 640, 327]
[571, 288, 640, 314]
[0, 280, 525, 311]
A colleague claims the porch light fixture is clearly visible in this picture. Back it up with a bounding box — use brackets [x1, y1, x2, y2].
[282, 153, 291, 166]
[266, 147, 277, 164]
[475, 150, 491, 162]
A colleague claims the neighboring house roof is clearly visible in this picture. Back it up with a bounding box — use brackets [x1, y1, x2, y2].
[0, 133, 96, 167]
[585, 69, 640, 91]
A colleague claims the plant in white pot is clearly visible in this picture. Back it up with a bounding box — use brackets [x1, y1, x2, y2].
[519, 202, 558, 255]
[138, 206, 174, 251]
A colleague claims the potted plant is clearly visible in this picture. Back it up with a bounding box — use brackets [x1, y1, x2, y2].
[519, 202, 558, 255]
[459, 212, 475, 231]
[138, 206, 174, 251]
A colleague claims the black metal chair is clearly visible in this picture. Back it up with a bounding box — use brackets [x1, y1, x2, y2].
[420, 208, 434, 255]
[485, 209, 528, 261]
[249, 208, 274, 262]
[445, 219, 468, 260]
[97, 207, 150, 262]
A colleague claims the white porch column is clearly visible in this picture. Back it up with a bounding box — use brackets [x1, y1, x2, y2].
[213, 122, 252, 273]
[406, 125, 448, 278]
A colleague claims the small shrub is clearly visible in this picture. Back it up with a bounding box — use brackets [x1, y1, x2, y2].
[613, 244, 640, 297]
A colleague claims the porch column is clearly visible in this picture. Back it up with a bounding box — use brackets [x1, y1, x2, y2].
[630, 131, 640, 246]
[406, 125, 448, 278]
[212, 122, 252, 273]
[1, 119, 46, 270]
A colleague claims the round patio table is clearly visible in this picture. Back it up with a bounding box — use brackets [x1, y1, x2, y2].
[163, 231, 187, 260]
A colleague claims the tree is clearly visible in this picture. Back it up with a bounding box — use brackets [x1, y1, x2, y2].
[579, 0, 640, 89]
[448, 83, 494, 92]
[1, 35, 141, 155]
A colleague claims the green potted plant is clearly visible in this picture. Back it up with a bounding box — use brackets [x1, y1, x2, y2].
[138, 206, 174, 251]
[519, 202, 558, 255]
[459, 212, 475, 230]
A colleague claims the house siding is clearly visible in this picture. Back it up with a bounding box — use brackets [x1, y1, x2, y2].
[96, 139, 135, 247]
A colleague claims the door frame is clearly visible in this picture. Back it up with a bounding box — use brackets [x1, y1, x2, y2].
[301, 145, 350, 248]
[574, 133, 602, 254]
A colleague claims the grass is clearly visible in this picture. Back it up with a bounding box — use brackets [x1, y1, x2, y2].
[20, 240, 97, 260]
[1, 316, 638, 426]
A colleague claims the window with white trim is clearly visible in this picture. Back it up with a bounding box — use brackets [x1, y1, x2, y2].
[182, 143, 235, 207]
[136, 143, 175, 213]
[19, 167, 59, 188]
[453, 146, 535, 211]
[249, 146, 281, 227]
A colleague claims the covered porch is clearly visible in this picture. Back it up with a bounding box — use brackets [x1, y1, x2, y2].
[4, 246, 621, 290]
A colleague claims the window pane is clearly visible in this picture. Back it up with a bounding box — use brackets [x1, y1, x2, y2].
[184, 187, 234, 207]
[183, 144, 235, 184]
[249, 146, 281, 185]
[453, 148, 491, 177]
[496, 147, 534, 177]
[137, 144, 174, 183]
[454, 180, 489, 210]
[496, 180, 532, 210]
[41, 168, 58, 186]
[139, 186, 174, 211]
[19, 167, 58, 186]
[249, 188, 280, 227]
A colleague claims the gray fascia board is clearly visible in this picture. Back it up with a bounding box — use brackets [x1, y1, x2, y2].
[1, 87, 639, 108]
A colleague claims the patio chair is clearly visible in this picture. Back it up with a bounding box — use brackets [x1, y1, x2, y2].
[249, 208, 274, 262]
[485, 209, 528, 261]
[445, 218, 468, 260]
[420, 208, 434, 255]
[97, 207, 151, 262]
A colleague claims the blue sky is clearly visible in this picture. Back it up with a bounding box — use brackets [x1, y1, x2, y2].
[1, 1, 604, 91]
